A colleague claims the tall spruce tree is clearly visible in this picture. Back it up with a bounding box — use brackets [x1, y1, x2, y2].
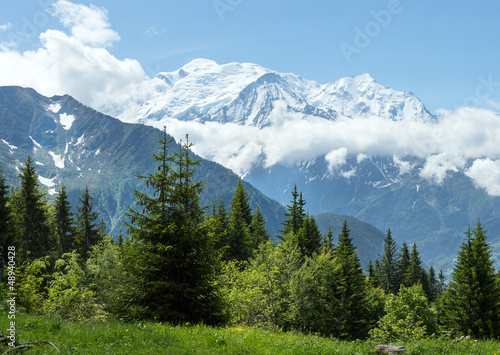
[126, 131, 224, 324]
[297, 214, 322, 258]
[16, 156, 52, 260]
[407, 243, 424, 286]
[396, 242, 411, 289]
[279, 184, 306, 241]
[376, 228, 400, 294]
[427, 266, 439, 303]
[443, 220, 500, 338]
[54, 185, 76, 258]
[332, 219, 369, 339]
[76, 187, 103, 260]
[323, 225, 335, 252]
[227, 179, 252, 261]
[249, 205, 270, 250]
[211, 198, 230, 256]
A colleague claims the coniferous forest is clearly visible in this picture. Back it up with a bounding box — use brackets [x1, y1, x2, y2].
[1, 130, 500, 353]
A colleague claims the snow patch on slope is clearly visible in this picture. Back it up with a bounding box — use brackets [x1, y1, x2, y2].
[38, 176, 58, 195]
[59, 113, 75, 130]
[49, 151, 65, 169]
[1, 139, 17, 154]
[48, 102, 62, 113]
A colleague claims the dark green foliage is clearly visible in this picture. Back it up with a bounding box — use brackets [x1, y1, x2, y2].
[76, 187, 103, 261]
[376, 228, 400, 294]
[297, 215, 322, 258]
[279, 184, 306, 240]
[314, 213, 386, 269]
[233, 179, 252, 227]
[16, 156, 52, 260]
[407, 243, 424, 286]
[437, 269, 446, 295]
[126, 132, 224, 324]
[331, 219, 370, 339]
[249, 205, 270, 249]
[442, 220, 500, 338]
[53, 185, 77, 258]
[322, 225, 335, 252]
[212, 198, 230, 257]
[427, 266, 439, 303]
[396, 242, 411, 288]
[227, 179, 253, 261]
[287, 249, 342, 336]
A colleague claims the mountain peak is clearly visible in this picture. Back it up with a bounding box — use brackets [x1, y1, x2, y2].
[181, 58, 219, 73]
[354, 73, 375, 82]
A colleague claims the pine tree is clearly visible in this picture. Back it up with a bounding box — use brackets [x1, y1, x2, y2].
[332, 219, 369, 339]
[211, 198, 230, 256]
[227, 179, 253, 261]
[377, 228, 400, 294]
[443, 220, 500, 338]
[16, 156, 52, 260]
[279, 184, 306, 240]
[54, 185, 76, 258]
[76, 187, 103, 260]
[427, 266, 438, 303]
[396, 242, 411, 289]
[297, 214, 322, 258]
[437, 269, 446, 295]
[233, 179, 252, 226]
[322, 225, 335, 252]
[249, 205, 270, 250]
[407, 243, 423, 286]
[126, 131, 224, 324]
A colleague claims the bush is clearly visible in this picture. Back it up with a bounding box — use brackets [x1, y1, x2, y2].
[43, 251, 108, 322]
[369, 284, 437, 343]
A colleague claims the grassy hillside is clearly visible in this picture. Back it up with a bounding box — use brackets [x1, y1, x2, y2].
[1, 313, 499, 354]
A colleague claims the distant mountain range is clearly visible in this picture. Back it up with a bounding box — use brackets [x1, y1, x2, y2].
[0, 85, 387, 268]
[102, 59, 500, 273]
[0, 86, 285, 236]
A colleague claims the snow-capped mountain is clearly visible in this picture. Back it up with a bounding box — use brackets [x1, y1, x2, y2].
[108, 59, 500, 273]
[116, 58, 433, 127]
[0, 86, 286, 237]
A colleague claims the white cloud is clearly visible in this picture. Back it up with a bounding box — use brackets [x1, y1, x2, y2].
[52, 0, 120, 47]
[0, 1, 145, 110]
[393, 155, 414, 176]
[466, 159, 500, 196]
[145, 27, 167, 37]
[0, 22, 12, 31]
[325, 148, 348, 174]
[152, 106, 500, 195]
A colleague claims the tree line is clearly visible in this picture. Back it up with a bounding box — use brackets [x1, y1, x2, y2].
[1, 130, 499, 341]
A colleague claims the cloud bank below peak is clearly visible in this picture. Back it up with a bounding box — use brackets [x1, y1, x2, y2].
[154, 105, 500, 197]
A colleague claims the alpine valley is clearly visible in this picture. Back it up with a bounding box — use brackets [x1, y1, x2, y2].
[108, 59, 500, 273]
[2, 58, 500, 273]
[0, 85, 386, 267]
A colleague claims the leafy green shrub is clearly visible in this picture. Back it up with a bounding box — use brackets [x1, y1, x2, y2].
[369, 284, 437, 343]
[43, 251, 108, 322]
[17, 257, 51, 313]
[85, 238, 131, 317]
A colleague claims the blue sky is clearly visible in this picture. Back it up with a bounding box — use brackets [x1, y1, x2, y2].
[0, 0, 500, 112]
